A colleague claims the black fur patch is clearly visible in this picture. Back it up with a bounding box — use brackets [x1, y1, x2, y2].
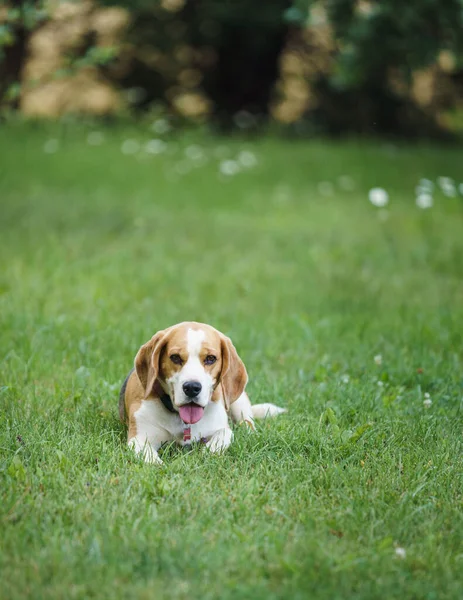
[119, 368, 134, 422]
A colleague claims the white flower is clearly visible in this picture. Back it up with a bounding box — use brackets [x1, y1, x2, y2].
[151, 118, 170, 134]
[102, 381, 119, 392]
[423, 398, 432, 408]
[377, 381, 384, 387]
[437, 177, 457, 197]
[43, 139, 59, 154]
[87, 131, 104, 146]
[338, 175, 355, 191]
[121, 139, 140, 155]
[318, 181, 334, 196]
[442, 183, 457, 197]
[415, 183, 435, 197]
[145, 139, 167, 154]
[219, 160, 240, 176]
[185, 145, 204, 160]
[75, 366, 91, 378]
[369, 188, 389, 207]
[424, 392, 430, 398]
[416, 193, 433, 209]
[437, 176, 453, 188]
[341, 374, 350, 384]
[238, 150, 258, 168]
[374, 354, 382, 365]
[395, 547, 406, 560]
[418, 178, 434, 191]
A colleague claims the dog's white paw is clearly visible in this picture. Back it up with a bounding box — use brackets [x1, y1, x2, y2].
[129, 437, 163, 465]
[206, 428, 233, 454]
[143, 450, 164, 465]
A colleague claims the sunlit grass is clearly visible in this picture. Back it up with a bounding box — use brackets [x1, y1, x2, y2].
[1, 122, 462, 600]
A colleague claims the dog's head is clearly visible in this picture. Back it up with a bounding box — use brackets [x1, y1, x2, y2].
[134, 322, 247, 424]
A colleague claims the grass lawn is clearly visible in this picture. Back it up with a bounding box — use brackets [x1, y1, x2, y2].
[1, 122, 462, 599]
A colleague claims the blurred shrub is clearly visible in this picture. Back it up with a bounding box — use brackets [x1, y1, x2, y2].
[1, 1, 128, 116]
[0, 1, 49, 108]
[97, 0, 463, 134]
[325, 0, 463, 134]
[275, 0, 463, 135]
[96, 0, 296, 125]
[1, 0, 462, 135]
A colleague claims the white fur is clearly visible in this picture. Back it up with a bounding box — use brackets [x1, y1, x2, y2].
[251, 403, 287, 419]
[166, 328, 214, 409]
[206, 427, 234, 453]
[229, 393, 286, 424]
[229, 392, 255, 428]
[131, 395, 231, 462]
[129, 435, 164, 465]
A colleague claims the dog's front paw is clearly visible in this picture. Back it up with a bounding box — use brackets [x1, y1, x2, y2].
[129, 437, 163, 465]
[143, 449, 164, 465]
[206, 428, 233, 454]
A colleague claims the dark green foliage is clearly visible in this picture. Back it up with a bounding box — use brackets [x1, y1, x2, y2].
[100, 0, 293, 122]
[326, 0, 463, 87]
[1, 0, 463, 134]
[0, 1, 49, 107]
[312, 0, 463, 134]
[98, 0, 463, 133]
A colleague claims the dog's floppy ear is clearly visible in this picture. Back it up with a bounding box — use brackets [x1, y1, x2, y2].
[135, 329, 170, 399]
[220, 334, 248, 410]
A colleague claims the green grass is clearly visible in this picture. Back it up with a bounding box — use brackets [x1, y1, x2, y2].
[1, 122, 462, 600]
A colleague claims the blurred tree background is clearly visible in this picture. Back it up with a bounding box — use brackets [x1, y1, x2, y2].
[1, 0, 462, 136]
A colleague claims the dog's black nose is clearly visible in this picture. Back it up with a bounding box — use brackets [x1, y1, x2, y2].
[183, 381, 202, 398]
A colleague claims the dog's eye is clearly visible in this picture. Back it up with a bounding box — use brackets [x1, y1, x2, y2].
[204, 355, 216, 365]
[170, 354, 183, 365]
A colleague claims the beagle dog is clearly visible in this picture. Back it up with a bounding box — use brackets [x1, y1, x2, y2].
[119, 321, 285, 464]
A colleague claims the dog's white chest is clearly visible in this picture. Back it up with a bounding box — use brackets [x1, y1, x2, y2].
[134, 398, 229, 447]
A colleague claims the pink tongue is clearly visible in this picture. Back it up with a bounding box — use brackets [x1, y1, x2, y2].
[179, 403, 204, 424]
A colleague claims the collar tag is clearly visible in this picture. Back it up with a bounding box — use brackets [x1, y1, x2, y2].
[183, 427, 191, 443]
